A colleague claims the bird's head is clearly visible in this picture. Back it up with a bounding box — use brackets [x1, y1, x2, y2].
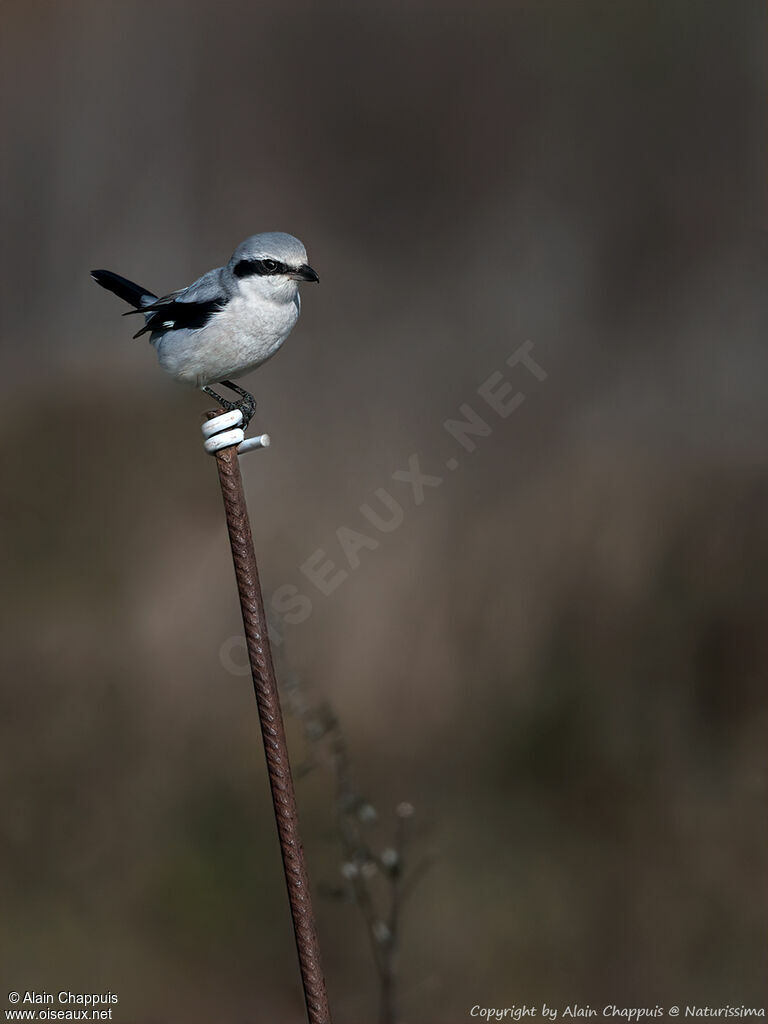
[228, 232, 318, 302]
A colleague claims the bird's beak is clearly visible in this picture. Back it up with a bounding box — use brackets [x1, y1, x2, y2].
[289, 264, 319, 283]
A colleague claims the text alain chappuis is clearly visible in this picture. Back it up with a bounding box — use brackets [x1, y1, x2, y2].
[5, 992, 117, 1021]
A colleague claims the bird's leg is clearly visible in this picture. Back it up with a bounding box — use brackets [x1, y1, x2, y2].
[220, 381, 257, 427]
[202, 384, 236, 411]
[202, 383, 257, 429]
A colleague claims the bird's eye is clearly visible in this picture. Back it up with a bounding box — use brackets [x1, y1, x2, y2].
[262, 259, 278, 272]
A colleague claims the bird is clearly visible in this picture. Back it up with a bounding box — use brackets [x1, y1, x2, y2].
[91, 232, 318, 426]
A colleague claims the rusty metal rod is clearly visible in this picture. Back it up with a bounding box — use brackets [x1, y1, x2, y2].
[208, 415, 332, 1024]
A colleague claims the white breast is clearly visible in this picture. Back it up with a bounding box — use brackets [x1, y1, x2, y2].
[154, 290, 301, 387]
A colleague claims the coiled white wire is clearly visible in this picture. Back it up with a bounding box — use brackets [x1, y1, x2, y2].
[202, 409, 271, 455]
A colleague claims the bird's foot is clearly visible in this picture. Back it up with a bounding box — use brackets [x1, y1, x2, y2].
[221, 381, 257, 427]
[202, 382, 257, 428]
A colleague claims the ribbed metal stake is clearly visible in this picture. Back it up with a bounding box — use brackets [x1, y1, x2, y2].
[208, 414, 333, 1024]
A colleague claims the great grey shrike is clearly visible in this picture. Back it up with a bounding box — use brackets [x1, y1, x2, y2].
[92, 232, 318, 424]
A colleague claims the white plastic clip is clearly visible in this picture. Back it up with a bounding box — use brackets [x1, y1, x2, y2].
[202, 409, 271, 456]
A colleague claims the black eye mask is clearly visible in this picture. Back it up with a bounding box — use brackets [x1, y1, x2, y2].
[233, 258, 288, 278]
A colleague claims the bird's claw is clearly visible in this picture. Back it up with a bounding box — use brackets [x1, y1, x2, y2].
[217, 395, 256, 428]
[202, 382, 257, 429]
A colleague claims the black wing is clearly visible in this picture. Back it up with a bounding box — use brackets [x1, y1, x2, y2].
[128, 296, 227, 339]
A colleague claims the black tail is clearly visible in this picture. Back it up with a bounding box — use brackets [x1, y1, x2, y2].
[91, 269, 156, 309]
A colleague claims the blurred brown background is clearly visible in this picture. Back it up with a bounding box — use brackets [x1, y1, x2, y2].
[1, 2, 766, 1021]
